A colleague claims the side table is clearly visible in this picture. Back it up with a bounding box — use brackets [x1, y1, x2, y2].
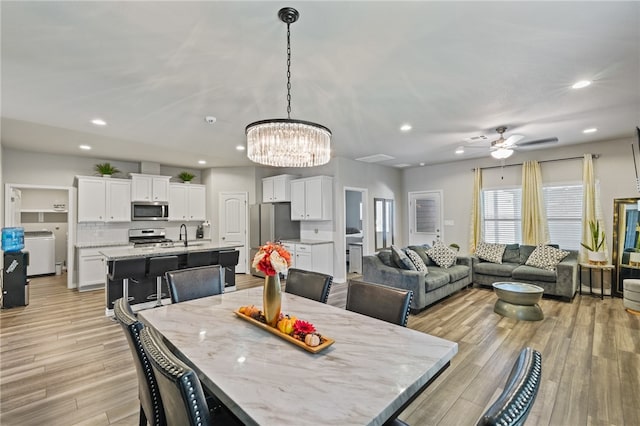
[578, 263, 615, 300]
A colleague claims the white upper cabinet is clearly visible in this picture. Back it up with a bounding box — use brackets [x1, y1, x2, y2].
[262, 174, 297, 203]
[77, 177, 131, 222]
[130, 174, 171, 202]
[169, 183, 206, 221]
[290, 176, 333, 221]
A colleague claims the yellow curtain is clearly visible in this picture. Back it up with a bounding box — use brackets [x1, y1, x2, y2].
[470, 168, 482, 252]
[581, 154, 607, 262]
[521, 161, 549, 245]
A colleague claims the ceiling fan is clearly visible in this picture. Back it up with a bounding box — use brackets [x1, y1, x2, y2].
[486, 126, 559, 159]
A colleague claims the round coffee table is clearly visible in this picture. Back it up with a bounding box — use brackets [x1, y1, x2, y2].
[492, 282, 544, 321]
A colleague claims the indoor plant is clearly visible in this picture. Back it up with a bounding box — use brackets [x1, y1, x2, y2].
[178, 171, 195, 183]
[581, 220, 606, 264]
[94, 162, 120, 177]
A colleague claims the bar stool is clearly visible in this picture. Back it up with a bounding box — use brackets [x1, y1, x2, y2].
[218, 250, 239, 288]
[187, 251, 212, 268]
[147, 256, 179, 307]
[108, 258, 147, 304]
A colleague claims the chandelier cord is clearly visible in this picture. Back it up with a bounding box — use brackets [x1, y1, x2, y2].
[286, 22, 292, 119]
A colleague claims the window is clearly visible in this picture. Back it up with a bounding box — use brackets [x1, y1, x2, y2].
[482, 184, 583, 249]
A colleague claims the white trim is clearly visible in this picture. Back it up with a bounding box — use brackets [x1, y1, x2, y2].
[343, 186, 369, 282]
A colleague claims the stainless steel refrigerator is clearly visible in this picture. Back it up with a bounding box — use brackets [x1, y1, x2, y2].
[249, 203, 300, 277]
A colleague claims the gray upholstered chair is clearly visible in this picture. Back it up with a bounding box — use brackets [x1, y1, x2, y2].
[139, 327, 212, 426]
[476, 347, 542, 426]
[166, 265, 224, 303]
[113, 297, 165, 426]
[285, 268, 333, 303]
[346, 279, 413, 326]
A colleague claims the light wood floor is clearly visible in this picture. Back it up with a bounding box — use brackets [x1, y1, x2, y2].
[1, 274, 639, 425]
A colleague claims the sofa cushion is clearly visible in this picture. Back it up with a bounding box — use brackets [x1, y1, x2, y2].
[407, 245, 436, 266]
[512, 265, 557, 283]
[525, 245, 570, 271]
[475, 242, 507, 264]
[377, 250, 395, 267]
[474, 262, 520, 277]
[503, 244, 521, 264]
[405, 248, 428, 273]
[445, 264, 471, 283]
[520, 244, 559, 264]
[424, 269, 450, 292]
[391, 245, 417, 270]
[426, 241, 457, 269]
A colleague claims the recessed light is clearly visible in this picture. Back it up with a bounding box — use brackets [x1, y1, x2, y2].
[91, 118, 107, 126]
[419, 162, 425, 166]
[572, 80, 591, 89]
[198, 160, 207, 165]
[79, 145, 92, 150]
[400, 124, 412, 132]
[204, 116, 217, 124]
[583, 128, 598, 134]
[455, 147, 465, 154]
[236, 145, 245, 151]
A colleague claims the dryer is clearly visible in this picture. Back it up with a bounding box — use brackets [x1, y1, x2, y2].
[24, 231, 56, 276]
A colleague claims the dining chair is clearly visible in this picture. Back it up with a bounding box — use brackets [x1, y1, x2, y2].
[476, 347, 542, 426]
[165, 265, 224, 303]
[346, 279, 413, 326]
[113, 297, 165, 426]
[284, 268, 333, 303]
[139, 326, 212, 426]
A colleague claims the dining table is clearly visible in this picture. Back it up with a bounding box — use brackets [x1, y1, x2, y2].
[138, 286, 458, 426]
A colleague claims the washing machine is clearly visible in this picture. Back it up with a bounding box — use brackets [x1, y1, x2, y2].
[24, 231, 56, 276]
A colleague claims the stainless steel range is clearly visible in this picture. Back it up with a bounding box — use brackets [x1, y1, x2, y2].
[129, 228, 175, 248]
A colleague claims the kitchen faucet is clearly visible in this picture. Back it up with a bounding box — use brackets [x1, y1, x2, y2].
[179, 224, 188, 247]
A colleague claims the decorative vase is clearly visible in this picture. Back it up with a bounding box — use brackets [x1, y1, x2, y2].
[263, 274, 282, 327]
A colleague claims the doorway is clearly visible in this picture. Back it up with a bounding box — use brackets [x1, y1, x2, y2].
[344, 187, 368, 279]
[4, 183, 76, 289]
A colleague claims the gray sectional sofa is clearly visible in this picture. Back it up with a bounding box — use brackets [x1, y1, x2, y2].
[362, 248, 472, 312]
[472, 244, 579, 301]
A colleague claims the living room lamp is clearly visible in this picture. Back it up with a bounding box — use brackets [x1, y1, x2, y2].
[491, 148, 514, 160]
[246, 7, 332, 168]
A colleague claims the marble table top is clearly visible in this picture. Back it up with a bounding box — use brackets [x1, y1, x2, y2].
[138, 287, 458, 425]
[99, 242, 241, 260]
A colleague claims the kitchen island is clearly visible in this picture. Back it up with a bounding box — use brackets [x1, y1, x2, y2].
[100, 243, 241, 314]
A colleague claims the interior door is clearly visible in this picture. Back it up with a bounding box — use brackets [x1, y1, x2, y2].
[409, 190, 443, 246]
[219, 192, 248, 273]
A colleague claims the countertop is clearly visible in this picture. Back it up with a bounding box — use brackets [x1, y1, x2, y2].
[280, 239, 333, 245]
[99, 242, 241, 260]
[76, 239, 210, 249]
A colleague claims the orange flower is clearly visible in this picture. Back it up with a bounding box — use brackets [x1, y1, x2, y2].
[251, 242, 292, 276]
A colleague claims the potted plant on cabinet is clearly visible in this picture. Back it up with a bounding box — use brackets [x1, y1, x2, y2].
[178, 171, 195, 183]
[581, 220, 606, 264]
[95, 162, 120, 177]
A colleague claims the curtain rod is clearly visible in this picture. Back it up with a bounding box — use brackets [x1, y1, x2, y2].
[472, 154, 599, 171]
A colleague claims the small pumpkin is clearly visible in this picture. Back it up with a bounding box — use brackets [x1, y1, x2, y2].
[277, 316, 297, 335]
[304, 333, 321, 347]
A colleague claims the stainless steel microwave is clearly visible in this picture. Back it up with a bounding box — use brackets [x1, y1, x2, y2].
[131, 202, 169, 221]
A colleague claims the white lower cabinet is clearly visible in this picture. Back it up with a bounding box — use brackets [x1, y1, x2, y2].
[77, 247, 107, 291]
[283, 242, 333, 276]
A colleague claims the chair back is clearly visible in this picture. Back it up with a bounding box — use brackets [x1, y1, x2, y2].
[187, 251, 212, 268]
[113, 297, 165, 426]
[139, 327, 211, 426]
[346, 279, 413, 326]
[166, 265, 223, 303]
[285, 268, 333, 303]
[476, 347, 542, 426]
[108, 258, 147, 281]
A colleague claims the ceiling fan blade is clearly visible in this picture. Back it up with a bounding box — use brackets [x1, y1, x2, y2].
[504, 134, 524, 146]
[516, 137, 559, 148]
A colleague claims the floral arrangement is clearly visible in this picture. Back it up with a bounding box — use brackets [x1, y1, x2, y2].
[252, 242, 291, 276]
[238, 305, 325, 347]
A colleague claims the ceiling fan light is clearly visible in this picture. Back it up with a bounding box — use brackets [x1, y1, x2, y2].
[491, 148, 514, 160]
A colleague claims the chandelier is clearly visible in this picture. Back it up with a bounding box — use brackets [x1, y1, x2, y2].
[246, 7, 331, 168]
[491, 148, 514, 159]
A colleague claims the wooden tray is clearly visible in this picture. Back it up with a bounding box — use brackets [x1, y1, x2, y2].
[234, 310, 335, 354]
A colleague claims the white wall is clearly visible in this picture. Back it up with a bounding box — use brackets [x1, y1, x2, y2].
[402, 137, 634, 256]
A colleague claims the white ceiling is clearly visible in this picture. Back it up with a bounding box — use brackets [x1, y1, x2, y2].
[1, 1, 639, 169]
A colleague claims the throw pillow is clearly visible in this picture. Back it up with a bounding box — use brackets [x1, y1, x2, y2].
[405, 248, 428, 273]
[475, 241, 507, 264]
[525, 245, 570, 271]
[425, 241, 457, 269]
[391, 245, 417, 270]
